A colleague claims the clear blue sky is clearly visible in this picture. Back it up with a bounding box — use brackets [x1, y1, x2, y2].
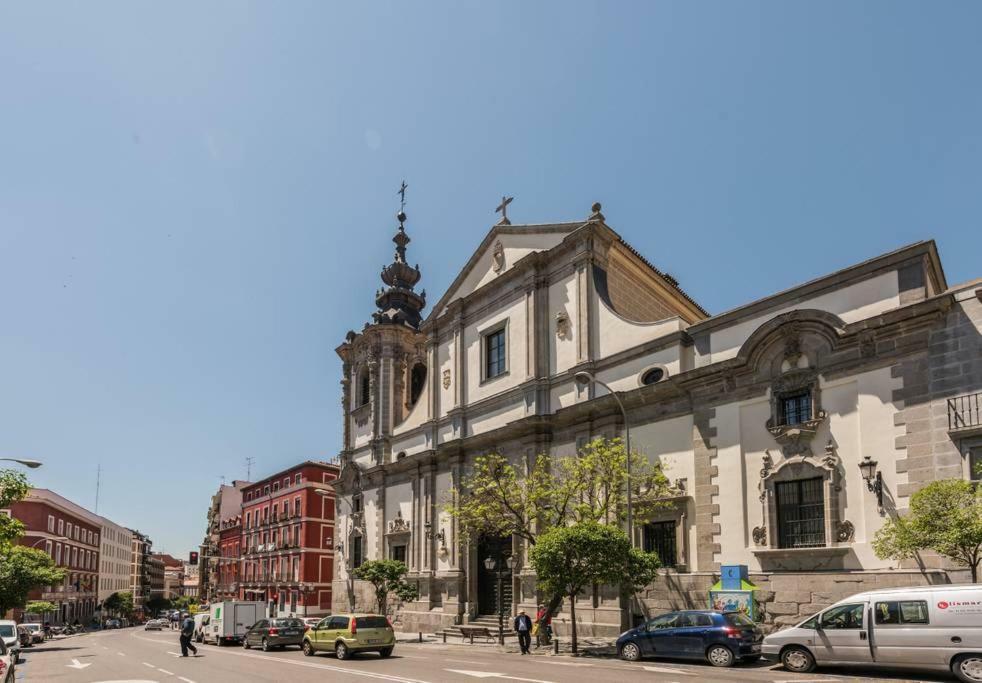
[1, 1, 980, 555]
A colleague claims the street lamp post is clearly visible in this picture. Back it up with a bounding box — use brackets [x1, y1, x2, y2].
[0, 458, 43, 469]
[573, 371, 633, 545]
[483, 552, 516, 645]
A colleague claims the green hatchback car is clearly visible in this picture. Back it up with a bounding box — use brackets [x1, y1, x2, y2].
[301, 614, 395, 660]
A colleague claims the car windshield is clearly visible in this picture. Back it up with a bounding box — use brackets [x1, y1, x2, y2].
[24, 624, 40, 631]
[273, 619, 302, 627]
[0, 625, 14, 638]
[355, 616, 389, 629]
[723, 613, 755, 627]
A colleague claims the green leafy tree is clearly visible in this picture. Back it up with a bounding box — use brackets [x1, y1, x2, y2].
[24, 600, 58, 616]
[145, 595, 173, 616]
[103, 591, 135, 618]
[529, 521, 661, 653]
[447, 438, 672, 624]
[874, 479, 982, 582]
[0, 546, 67, 616]
[0, 469, 30, 548]
[449, 438, 671, 546]
[352, 559, 420, 615]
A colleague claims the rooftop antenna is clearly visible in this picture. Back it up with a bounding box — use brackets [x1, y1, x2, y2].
[94, 464, 101, 514]
[245, 457, 255, 481]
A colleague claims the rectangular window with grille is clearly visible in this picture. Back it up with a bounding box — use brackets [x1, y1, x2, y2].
[776, 477, 826, 548]
[780, 392, 812, 426]
[484, 328, 506, 379]
[642, 521, 677, 567]
[390, 544, 407, 564]
[970, 446, 981, 483]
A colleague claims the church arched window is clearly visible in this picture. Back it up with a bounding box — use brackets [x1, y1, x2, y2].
[358, 367, 370, 407]
[410, 363, 427, 406]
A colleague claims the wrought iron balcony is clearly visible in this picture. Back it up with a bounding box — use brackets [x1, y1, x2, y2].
[948, 392, 982, 434]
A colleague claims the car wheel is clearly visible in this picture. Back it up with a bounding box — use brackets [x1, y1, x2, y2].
[379, 647, 393, 658]
[261, 638, 270, 652]
[242, 637, 251, 650]
[953, 654, 982, 683]
[302, 640, 315, 657]
[619, 641, 642, 662]
[706, 644, 735, 667]
[781, 645, 815, 673]
[335, 641, 350, 660]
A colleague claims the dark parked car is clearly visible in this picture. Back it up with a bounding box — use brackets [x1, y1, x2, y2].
[616, 610, 763, 667]
[242, 618, 305, 651]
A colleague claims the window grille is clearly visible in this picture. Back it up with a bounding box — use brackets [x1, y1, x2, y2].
[776, 477, 826, 548]
[642, 521, 677, 567]
[779, 391, 812, 426]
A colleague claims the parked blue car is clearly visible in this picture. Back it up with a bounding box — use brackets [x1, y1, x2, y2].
[616, 610, 763, 667]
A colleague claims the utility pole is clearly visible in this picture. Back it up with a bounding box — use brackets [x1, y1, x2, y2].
[245, 457, 255, 481]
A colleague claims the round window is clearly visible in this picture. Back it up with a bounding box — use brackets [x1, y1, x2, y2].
[640, 367, 665, 385]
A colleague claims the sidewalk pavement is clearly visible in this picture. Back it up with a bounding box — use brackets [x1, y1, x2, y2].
[395, 631, 618, 657]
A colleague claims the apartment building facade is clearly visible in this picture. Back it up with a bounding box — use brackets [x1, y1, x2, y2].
[98, 519, 133, 606]
[239, 461, 339, 617]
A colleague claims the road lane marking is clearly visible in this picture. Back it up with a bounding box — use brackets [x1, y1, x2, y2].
[143, 662, 156, 668]
[178, 678, 196, 683]
[158, 668, 174, 675]
[66, 658, 92, 670]
[446, 670, 556, 683]
[641, 665, 695, 675]
[117, 651, 126, 656]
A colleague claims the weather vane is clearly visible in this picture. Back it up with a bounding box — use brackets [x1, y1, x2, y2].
[398, 180, 408, 213]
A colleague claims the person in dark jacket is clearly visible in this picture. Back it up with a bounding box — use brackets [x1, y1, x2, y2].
[179, 615, 198, 657]
[513, 610, 532, 655]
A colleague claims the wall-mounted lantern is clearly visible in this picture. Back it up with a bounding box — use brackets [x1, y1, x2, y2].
[859, 455, 883, 509]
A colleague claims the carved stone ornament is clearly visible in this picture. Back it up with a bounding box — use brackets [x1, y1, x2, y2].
[491, 240, 505, 273]
[835, 520, 855, 543]
[859, 331, 876, 358]
[782, 323, 803, 365]
[752, 526, 767, 546]
[766, 414, 827, 457]
[442, 368, 451, 390]
[555, 310, 571, 340]
[767, 369, 826, 457]
[387, 511, 411, 535]
[822, 439, 840, 471]
[760, 451, 773, 480]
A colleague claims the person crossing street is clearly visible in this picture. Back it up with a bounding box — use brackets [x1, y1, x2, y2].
[179, 614, 198, 657]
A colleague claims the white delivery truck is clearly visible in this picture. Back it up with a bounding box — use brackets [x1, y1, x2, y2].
[202, 601, 266, 646]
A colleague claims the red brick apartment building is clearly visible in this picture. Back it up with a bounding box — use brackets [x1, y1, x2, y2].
[215, 514, 242, 602]
[4, 489, 101, 625]
[240, 461, 339, 617]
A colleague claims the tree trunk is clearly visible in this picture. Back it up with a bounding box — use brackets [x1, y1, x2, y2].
[569, 593, 577, 654]
[972, 560, 978, 584]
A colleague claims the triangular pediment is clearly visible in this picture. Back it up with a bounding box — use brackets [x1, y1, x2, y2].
[430, 222, 583, 319]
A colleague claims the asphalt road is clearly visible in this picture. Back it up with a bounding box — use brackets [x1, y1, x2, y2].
[13, 628, 953, 683]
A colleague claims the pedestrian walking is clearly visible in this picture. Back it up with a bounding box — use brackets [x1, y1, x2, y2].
[534, 604, 552, 647]
[513, 610, 532, 655]
[179, 615, 198, 657]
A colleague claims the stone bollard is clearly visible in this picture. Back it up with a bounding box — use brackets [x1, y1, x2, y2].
[418, 631, 422, 643]
[442, 631, 447, 643]
[553, 638, 559, 655]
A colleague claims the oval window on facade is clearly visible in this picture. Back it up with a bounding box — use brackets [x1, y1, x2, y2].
[640, 367, 665, 385]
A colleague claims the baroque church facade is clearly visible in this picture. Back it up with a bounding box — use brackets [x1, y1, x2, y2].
[331, 201, 982, 635]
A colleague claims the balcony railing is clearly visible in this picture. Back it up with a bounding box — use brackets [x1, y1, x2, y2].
[948, 392, 982, 432]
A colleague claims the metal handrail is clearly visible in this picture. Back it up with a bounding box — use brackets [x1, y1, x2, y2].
[948, 392, 982, 431]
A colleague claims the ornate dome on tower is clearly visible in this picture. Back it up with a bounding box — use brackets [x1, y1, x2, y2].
[373, 209, 426, 329]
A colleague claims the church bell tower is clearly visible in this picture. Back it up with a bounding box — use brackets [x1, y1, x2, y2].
[336, 184, 428, 466]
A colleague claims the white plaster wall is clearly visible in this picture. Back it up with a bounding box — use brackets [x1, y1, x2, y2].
[351, 411, 373, 449]
[384, 482, 412, 526]
[595, 346, 683, 393]
[438, 338, 454, 418]
[465, 296, 527, 404]
[595, 293, 687, 359]
[391, 429, 431, 458]
[394, 379, 429, 435]
[713, 365, 904, 571]
[363, 488, 378, 560]
[550, 379, 580, 410]
[467, 402, 528, 438]
[352, 446, 374, 469]
[705, 271, 901, 364]
[549, 273, 578, 376]
[438, 232, 569, 317]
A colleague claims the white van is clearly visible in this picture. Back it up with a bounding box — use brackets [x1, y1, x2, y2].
[762, 584, 982, 682]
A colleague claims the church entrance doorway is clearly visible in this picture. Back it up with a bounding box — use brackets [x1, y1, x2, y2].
[476, 535, 512, 616]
